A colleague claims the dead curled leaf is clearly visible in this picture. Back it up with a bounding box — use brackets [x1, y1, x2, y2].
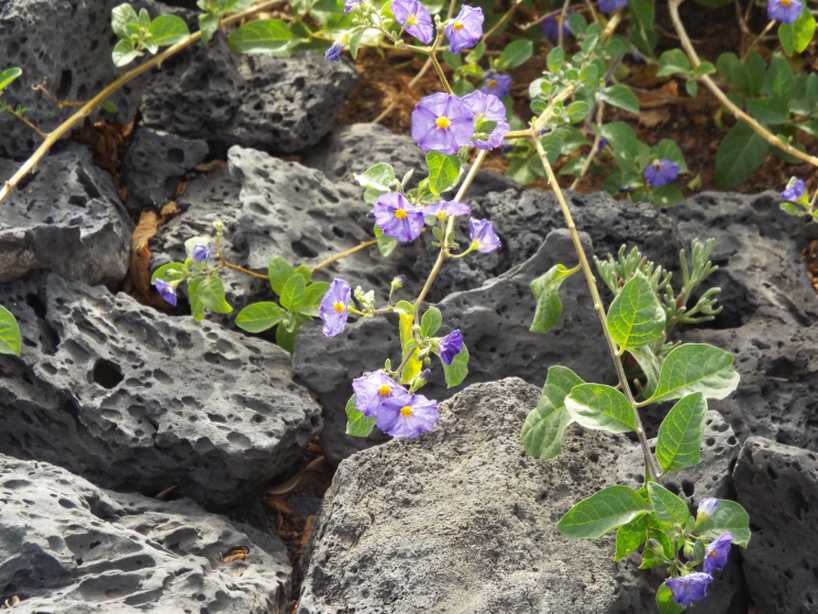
[222, 546, 250, 563]
[128, 201, 179, 305]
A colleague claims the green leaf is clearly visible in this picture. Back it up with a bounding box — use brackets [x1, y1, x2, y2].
[373, 225, 399, 258]
[151, 261, 188, 283]
[647, 482, 690, 526]
[628, 345, 662, 399]
[649, 183, 686, 208]
[149, 15, 190, 47]
[189, 275, 233, 320]
[112, 39, 141, 67]
[228, 18, 293, 55]
[279, 274, 306, 311]
[300, 281, 330, 317]
[656, 584, 685, 614]
[355, 162, 397, 204]
[425, 152, 461, 195]
[656, 48, 691, 77]
[275, 321, 297, 352]
[606, 272, 666, 351]
[420, 306, 442, 337]
[650, 343, 740, 403]
[521, 366, 584, 460]
[566, 100, 590, 124]
[199, 12, 220, 44]
[0, 306, 22, 357]
[529, 263, 578, 334]
[652, 139, 688, 173]
[345, 396, 376, 438]
[558, 485, 649, 539]
[615, 514, 648, 561]
[599, 84, 640, 114]
[497, 39, 533, 70]
[0, 67, 23, 93]
[696, 499, 751, 548]
[565, 383, 636, 433]
[714, 122, 769, 190]
[779, 10, 816, 55]
[655, 393, 707, 473]
[235, 301, 286, 333]
[112, 3, 139, 38]
[442, 344, 469, 388]
[268, 256, 294, 295]
[547, 47, 565, 73]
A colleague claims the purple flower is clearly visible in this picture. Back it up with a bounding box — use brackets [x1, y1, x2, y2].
[344, 0, 361, 12]
[665, 573, 713, 607]
[439, 329, 464, 365]
[424, 200, 471, 221]
[319, 278, 351, 337]
[599, 0, 628, 12]
[445, 5, 484, 53]
[391, 0, 434, 44]
[377, 390, 439, 438]
[374, 192, 425, 242]
[696, 497, 720, 522]
[469, 217, 501, 253]
[153, 279, 177, 307]
[541, 14, 571, 42]
[644, 159, 680, 188]
[781, 177, 806, 201]
[595, 137, 609, 153]
[352, 370, 404, 417]
[411, 92, 475, 154]
[462, 90, 509, 150]
[768, 0, 802, 24]
[191, 244, 210, 262]
[703, 532, 733, 575]
[325, 42, 343, 61]
[481, 72, 512, 98]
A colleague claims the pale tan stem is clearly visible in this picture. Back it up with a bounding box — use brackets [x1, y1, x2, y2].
[312, 239, 377, 273]
[669, 0, 818, 169]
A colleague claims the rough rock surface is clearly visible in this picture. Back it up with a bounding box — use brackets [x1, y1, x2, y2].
[0, 146, 131, 286]
[298, 378, 738, 613]
[140, 40, 357, 154]
[0, 453, 291, 613]
[0, 274, 322, 507]
[617, 410, 741, 509]
[122, 127, 209, 213]
[733, 437, 818, 614]
[0, 0, 149, 159]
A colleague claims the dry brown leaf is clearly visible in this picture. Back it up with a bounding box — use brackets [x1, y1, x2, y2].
[267, 457, 328, 496]
[194, 159, 227, 173]
[128, 202, 180, 306]
[222, 546, 250, 563]
[638, 108, 670, 128]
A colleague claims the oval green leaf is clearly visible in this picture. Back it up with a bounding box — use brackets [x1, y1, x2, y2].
[521, 366, 584, 460]
[228, 18, 293, 55]
[0, 306, 22, 357]
[650, 343, 740, 403]
[656, 393, 707, 473]
[606, 271, 666, 351]
[558, 485, 649, 539]
[565, 383, 636, 433]
[235, 301, 286, 333]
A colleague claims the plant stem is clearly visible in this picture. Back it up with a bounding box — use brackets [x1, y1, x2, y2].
[742, 19, 775, 59]
[374, 56, 433, 124]
[481, 0, 521, 44]
[429, 35, 454, 95]
[569, 101, 605, 190]
[312, 239, 377, 272]
[669, 0, 818, 170]
[531, 135, 659, 481]
[221, 260, 268, 280]
[3, 107, 47, 138]
[413, 149, 488, 310]
[0, 0, 285, 206]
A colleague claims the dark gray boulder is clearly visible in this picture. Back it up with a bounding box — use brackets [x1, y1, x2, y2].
[733, 436, 818, 614]
[0, 274, 322, 507]
[0, 145, 131, 287]
[122, 127, 209, 213]
[298, 378, 739, 613]
[139, 40, 357, 154]
[0, 453, 291, 612]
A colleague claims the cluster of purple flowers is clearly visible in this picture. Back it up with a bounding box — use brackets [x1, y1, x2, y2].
[391, 1, 484, 52]
[665, 498, 734, 607]
[152, 242, 210, 306]
[768, 0, 802, 24]
[411, 91, 510, 154]
[644, 159, 680, 188]
[352, 370, 439, 438]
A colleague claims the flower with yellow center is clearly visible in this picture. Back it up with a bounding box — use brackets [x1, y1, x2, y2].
[487, 79, 497, 89]
[400, 405, 414, 417]
[435, 116, 451, 129]
[332, 301, 345, 314]
[394, 208, 408, 220]
[406, 13, 418, 25]
[378, 384, 392, 397]
[452, 20, 464, 30]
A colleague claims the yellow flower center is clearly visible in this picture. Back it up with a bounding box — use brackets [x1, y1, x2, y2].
[400, 405, 414, 417]
[394, 208, 408, 220]
[453, 21, 464, 30]
[377, 384, 392, 397]
[488, 79, 497, 89]
[407, 14, 418, 25]
[332, 301, 345, 313]
[781, 0, 792, 5]
[436, 116, 451, 129]
[436, 210, 447, 221]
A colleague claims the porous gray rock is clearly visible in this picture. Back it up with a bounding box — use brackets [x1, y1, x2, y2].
[617, 410, 741, 509]
[733, 437, 818, 614]
[0, 145, 131, 286]
[0, 453, 291, 613]
[298, 378, 739, 613]
[139, 40, 357, 154]
[122, 126, 209, 213]
[0, 0, 148, 159]
[0, 273, 322, 507]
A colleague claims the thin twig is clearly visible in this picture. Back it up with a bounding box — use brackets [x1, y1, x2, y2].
[3, 107, 47, 138]
[0, 0, 285, 205]
[669, 0, 818, 170]
[374, 56, 433, 124]
[481, 0, 521, 43]
[742, 19, 775, 58]
[312, 239, 377, 272]
[221, 260, 268, 280]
